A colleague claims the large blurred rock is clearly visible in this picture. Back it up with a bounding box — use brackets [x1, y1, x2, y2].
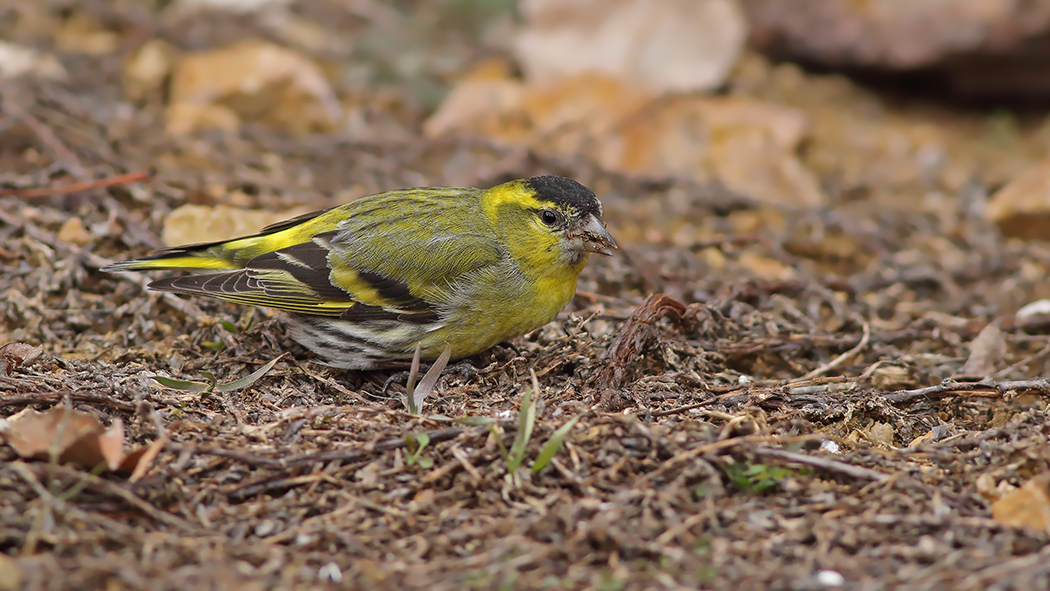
[741, 0, 1050, 98]
[516, 0, 748, 93]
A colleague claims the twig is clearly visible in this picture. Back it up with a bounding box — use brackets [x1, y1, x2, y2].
[959, 542, 1050, 588]
[687, 233, 762, 251]
[634, 434, 824, 487]
[284, 427, 467, 468]
[28, 463, 200, 533]
[289, 359, 372, 405]
[184, 427, 473, 471]
[751, 446, 888, 482]
[650, 376, 856, 417]
[800, 321, 871, 380]
[3, 97, 87, 178]
[226, 472, 329, 500]
[0, 169, 153, 197]
[882, 378, 1050, 404]
[0, 391, 139, 412]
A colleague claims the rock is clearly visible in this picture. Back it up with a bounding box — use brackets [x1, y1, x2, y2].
[168, 39, 341, 135]
[741, 0, 1050, 99]
[516, 0, 748, 93]
[743, 0, 1050, 68]
[986, 157, 1050, 240]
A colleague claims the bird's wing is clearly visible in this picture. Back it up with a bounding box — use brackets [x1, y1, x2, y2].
[148, 220, 505, 322]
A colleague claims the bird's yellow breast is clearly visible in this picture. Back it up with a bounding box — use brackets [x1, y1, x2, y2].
[417, 252, 588, 359]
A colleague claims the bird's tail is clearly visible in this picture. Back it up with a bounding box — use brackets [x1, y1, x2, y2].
[101, 207, 330, 273]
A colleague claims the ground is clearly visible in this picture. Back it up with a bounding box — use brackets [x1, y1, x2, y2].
[3, 2, 1050, 590]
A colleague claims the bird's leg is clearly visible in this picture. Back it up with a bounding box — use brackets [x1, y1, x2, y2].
[445, 359, 478, 381]
[380, 370, 411, 396]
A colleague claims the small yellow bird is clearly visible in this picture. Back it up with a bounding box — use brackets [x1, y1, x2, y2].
[103, 175, 616, 369]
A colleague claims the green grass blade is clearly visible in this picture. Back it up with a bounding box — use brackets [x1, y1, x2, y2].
[411, 344, 451, 412]
[214, 356, 281, 392]
[531, 416, 579, 473]
[403, 343, 423, 414]
[152, 376, 210, 392]
[507, 369, 539, 472]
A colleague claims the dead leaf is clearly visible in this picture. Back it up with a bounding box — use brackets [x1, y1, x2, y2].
[991, 474, 1050, 534]
[164, 102, 241, 137]
[1, 406, 162, 475]
[127, 435, 168, 482]
[162, 204, 313, 246]
[866, 422, 895, 447]
[0, 554, 21, 591]
[987, 157, 1050, 240]
[738, 251, 795, 281]
[0, 41, 67, 80]
[422, 58, 530, 141]
[57, 217, 93, 246]
[976, 472, 1019, 503]
[124, 39, 180, 102]
[870, 365, 917, 390]
[515, 0, 747, 93]
[425, 70, 823, 206]
[168, 38, 341, 135]
[597, 294, 698, 388]
[54, 12, 119, 55]
[958, 320, 1006, 379]
[0, 342, 44, 376]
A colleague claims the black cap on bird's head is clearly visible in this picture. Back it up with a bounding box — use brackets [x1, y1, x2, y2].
[526, 175, 603, 219]
[526, 175, 616, 256]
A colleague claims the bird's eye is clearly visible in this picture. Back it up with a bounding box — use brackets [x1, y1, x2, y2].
[539, 209, 559, 226]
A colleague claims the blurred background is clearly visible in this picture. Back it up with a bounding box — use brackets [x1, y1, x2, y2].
[5, 0, 1050, 340]
[10, 3, 1050, 589]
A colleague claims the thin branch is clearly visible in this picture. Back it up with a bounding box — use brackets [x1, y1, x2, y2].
[0, 169, 153, 197]
[882, 378, 1050, 404]
[751, 446, 888, 482]
[800, 321, 871, 380]
[23, 463, 199, 533]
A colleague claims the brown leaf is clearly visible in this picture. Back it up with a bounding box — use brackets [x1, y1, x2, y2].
[958, 319, 1006, 379]
[991, 474, 1050, 534]
[162, 204, 313, 247]
[986, 156, 1050, 240]
[2, 406, 105, 463]
[0, 554, 21, 591]
[597, 294, 698, 389]
[1, 406, 160, 475]
[0, 342, 44, 376]
[425, 70, 822, 206]
[125, 435, 168, 481]
[167, 38, 341, 136]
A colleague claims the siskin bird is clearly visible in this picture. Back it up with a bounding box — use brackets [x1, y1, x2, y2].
[102, 175, 616, 369]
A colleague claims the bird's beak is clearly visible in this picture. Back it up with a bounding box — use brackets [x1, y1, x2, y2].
[570, 213, 617, 256]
